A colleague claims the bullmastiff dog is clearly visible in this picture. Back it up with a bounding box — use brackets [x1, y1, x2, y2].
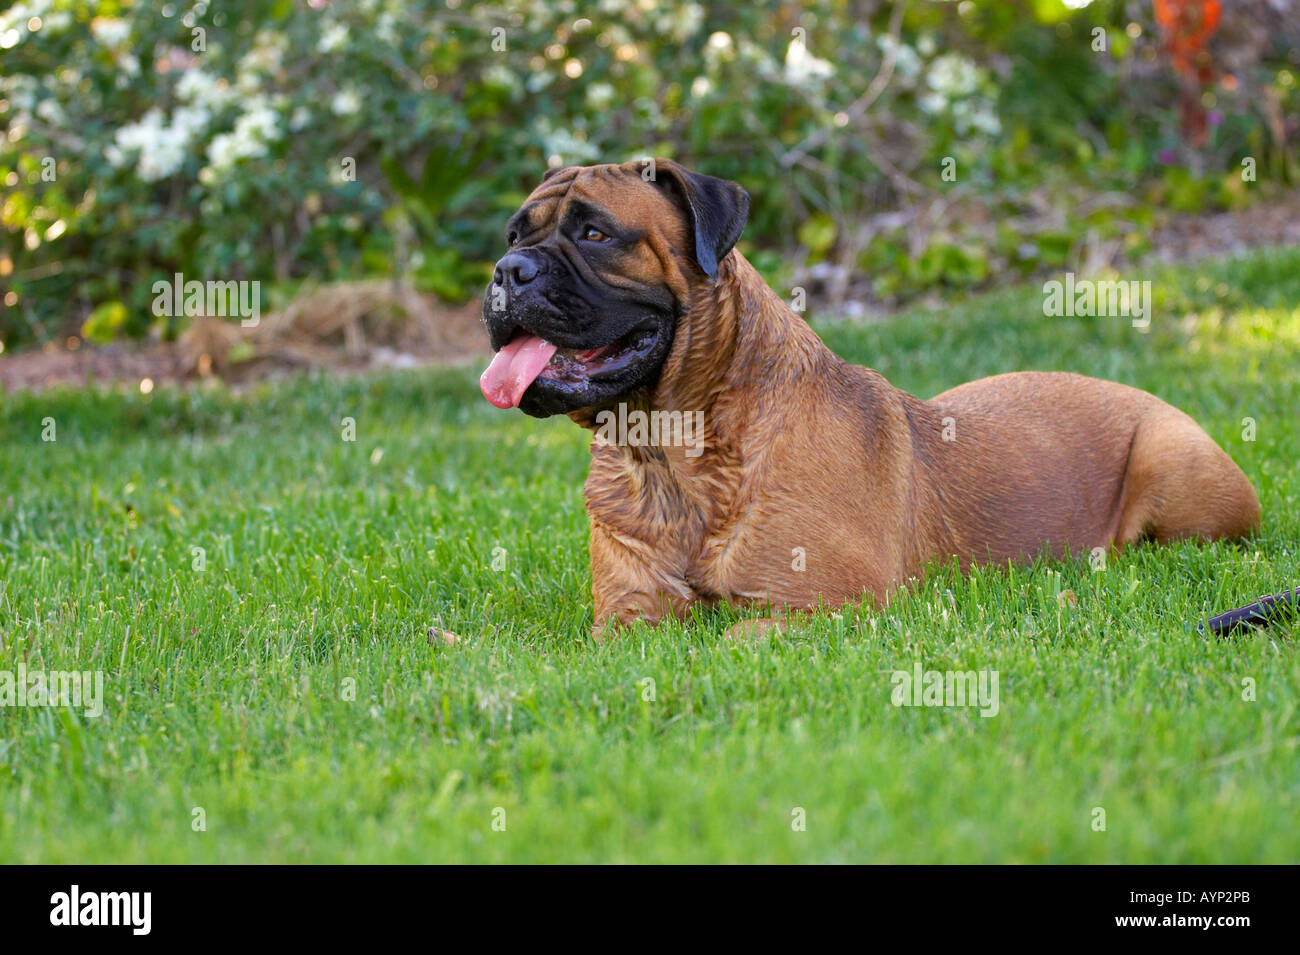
[479, 160, 1260, 637]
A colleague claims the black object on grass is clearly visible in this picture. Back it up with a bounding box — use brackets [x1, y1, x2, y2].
[1201, 587, 1300, 634]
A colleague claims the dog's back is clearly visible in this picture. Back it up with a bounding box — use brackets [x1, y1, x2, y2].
[913, 371, 1259, 563]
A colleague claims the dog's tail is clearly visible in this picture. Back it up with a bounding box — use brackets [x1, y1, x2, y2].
[1200, 587, 1299, 634]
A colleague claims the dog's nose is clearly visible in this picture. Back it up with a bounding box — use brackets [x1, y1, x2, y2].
[493, 252, 540, 289]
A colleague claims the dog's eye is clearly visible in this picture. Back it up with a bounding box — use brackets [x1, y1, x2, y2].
[507, 231, 518, 247]
[582, 226, 609, 242]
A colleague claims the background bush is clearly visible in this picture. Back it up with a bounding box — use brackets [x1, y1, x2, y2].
[1, 0, 1296, 346]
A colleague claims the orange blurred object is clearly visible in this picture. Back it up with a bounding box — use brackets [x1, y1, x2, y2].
[1153, 0, 1223, 145]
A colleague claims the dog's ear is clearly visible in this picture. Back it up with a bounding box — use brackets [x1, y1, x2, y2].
[541, 165, 576, 182]
[651, 160, 750, 278]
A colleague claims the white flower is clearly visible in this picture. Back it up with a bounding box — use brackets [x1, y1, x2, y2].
[108, 109, 163, 165]
[927, 53, 982, 97]
[176, 70, 208, 102]
[137, 140, 186, 182]
[784, 37, 834, 86]
[966, 101, 1002, 137]
[658, 3, 703, 43]
[237, 99, 280, 141]
[90, 17, 130, 50]
[243, 30, 287, 73]
[919, 91, 947, 115]
[483, 64, 515, 90]
[172, 105, 211, 138]
[918, 52, 1000, 135]
[108, 108, 193, 181]
[330, 88, 362, 116]
[35, 98, 64, 126]
[585, 82, 615, 110]
[318, 22, 348, 53]
[536, 119, 600, 164]
[204, 97, 283, 175]
[206, 132, 242, 172]
[877, 34, 921, 79]
[235, 29, 287, 93]
[42, 10, 71, 33]
[176, 68, 238, 112]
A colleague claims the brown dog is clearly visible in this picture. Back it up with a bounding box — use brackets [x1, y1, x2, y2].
[480, 160, 1260, 636]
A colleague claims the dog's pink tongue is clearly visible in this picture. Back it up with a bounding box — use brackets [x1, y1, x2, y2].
[479, 335, 559, 408]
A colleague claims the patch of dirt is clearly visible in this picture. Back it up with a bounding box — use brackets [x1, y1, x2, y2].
[0, 280, 489, 393]
[1141, 193, 1300, 263]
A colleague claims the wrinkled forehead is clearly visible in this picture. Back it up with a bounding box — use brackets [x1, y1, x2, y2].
[506, 163, 681, 237]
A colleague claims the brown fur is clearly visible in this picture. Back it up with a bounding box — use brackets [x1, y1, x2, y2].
[509, 163, 1261, 635]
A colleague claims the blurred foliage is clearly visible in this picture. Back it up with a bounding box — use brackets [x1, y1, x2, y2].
[0, 0, 1297, 346]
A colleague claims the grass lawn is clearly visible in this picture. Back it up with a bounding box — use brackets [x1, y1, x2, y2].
[2, 249, 1298, 863]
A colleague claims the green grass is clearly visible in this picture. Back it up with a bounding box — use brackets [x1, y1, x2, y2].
[2, 250, 1298, 863]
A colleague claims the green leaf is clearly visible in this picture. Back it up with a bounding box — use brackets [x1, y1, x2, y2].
[797, 213, 838, 257]
[81, 301, 128, 344]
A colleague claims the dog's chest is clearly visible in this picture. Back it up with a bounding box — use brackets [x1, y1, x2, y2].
[587, 445, 817, 605]
[585, 447, 726, 581]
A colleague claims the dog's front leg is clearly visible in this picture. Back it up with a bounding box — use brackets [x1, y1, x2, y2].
[588, 521, 699, 640]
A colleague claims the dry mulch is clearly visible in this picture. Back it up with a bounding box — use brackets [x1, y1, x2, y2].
[1142, 192, 1300, 263]
[0, 280, 488, 393]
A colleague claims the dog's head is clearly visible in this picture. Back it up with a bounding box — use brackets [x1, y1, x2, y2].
[480, 160, 749, 417]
